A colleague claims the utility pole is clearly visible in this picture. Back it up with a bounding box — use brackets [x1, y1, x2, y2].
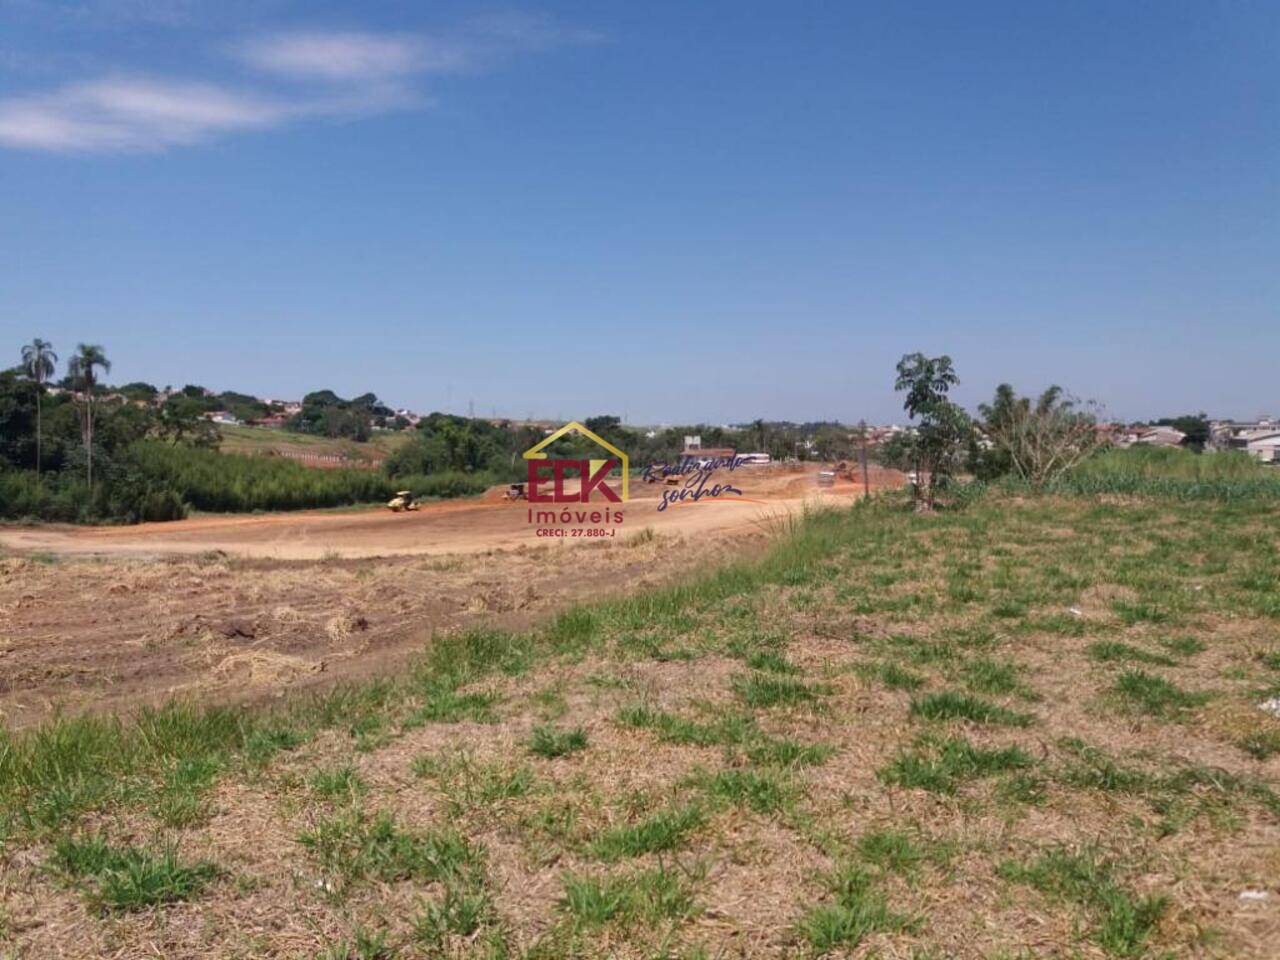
[858, 419, 870, 498]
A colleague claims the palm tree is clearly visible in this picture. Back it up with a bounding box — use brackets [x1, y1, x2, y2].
[67, 343, 110, 487]
[20, 339, 57, 481]
[751, 418, 767, 455]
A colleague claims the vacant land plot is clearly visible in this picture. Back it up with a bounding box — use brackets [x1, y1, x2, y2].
[0, 522, 750, 726]
[216, 425, 413, 468]
[0, 463, 883, 561]
[2, 493, 1279, 958]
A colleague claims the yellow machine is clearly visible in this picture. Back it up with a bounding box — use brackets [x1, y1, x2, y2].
[386, 490, 419, 512]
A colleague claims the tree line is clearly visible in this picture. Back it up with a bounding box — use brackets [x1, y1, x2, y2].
[1, 339, 792, 522]
[0, 340, 438, 522]
[3, 336, 1222, 524]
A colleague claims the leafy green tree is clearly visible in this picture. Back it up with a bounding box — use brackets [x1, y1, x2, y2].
[1154, 413, 1210, 451]
[917, 399, 972, 499]
[893, 352, 969, 509]
[216, 391, 269, 423]
[289, 389, 379, 440]
[67, 343, 110, 487]
[156, 395, 221, 448]
[118, 381, 158, 402]
[20, 338, 56, 480]
[0, 367, 39, 469]
[895, 353, 959, 420]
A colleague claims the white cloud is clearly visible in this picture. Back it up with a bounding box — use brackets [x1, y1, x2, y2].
[0, 77, 284, 151]
[0, 20, 603, 153]
[236, 31, 461, 81]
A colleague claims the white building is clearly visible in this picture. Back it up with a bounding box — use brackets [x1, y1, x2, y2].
[1209, 418, 1280, 462]
[1244, 433, 1280, 463]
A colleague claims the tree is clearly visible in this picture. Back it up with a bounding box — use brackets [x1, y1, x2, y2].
[20, 338, 56, 480]
[67, 343, 111, 487]
[893, 352, 969, 509]
[290, 389, 376, 440]
[1155, 413, 1209, 451]
[894, 353, 959, 420]
[118, 381, 158, 402]
[0, 368, 39, 470]
[156, 395, 220, 448]
[979, 384, 1101, 484]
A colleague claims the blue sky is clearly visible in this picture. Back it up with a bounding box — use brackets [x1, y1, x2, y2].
[2, 1, 1276, 424]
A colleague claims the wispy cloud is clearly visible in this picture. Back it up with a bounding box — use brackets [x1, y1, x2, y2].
[0, 77, 283, 151]
[236, 31, 459, 82]
[0, 16, 601, 153]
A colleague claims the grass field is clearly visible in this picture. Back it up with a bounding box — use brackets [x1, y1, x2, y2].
[2, 490, 1279, 957]
[217, 424, 414, 464]
[1054, 446, 1280, 501]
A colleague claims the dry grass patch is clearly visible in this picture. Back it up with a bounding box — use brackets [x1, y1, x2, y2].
[4, 494, 1280, 956]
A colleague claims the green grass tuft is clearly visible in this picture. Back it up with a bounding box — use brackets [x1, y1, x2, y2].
[589, 805, 704, 861]
[51, 834, 218, 912]
[796, 864, 918, 951]
[879, 736, 1033, 794]
[561, 865, 698, 930]
[694, 768, 795, 815]
[309, 764, 366, 802]
[999, 846, 1167, 957]
[1111, 601, 1170, 626]
[731, 673, 826, 708]
[616, 705, 757, 747]
[528, 725, 589, 759]
[962, 657, 1024, 696]
[856, 660, 926, 691]
[1157, 636, 1205, 658]
[1238, 730, 1280, 760]
[910, 691, 1033, 727]
[856, 829, 924, 875]
[414, 887, 491, 945]
[298, 810, 481, 891]
[744, 737, 834, 769]
[1108, 670, 1208, 718]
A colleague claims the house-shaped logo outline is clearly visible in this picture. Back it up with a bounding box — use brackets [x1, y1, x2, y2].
[522, 421, 629, 501]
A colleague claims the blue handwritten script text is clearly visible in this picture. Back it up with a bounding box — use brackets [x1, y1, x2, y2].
[642, 456, 748, 512]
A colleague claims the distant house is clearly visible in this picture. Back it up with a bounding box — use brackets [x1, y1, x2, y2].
[682, 446, 736, 459]
[204, 411, 242, 426]
[1209, 418, 1280, 460]
[251, 413, 290, 428]
[1094, 423, 1124, 446]
[1121, 425, 1185, 448]
[1244, 433, 1280, 463]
